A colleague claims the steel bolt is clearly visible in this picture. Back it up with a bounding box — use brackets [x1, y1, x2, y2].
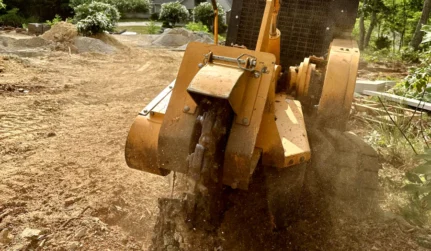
[253, 71, 261, 78]
[169, 86, 173, 89]
[198, 63, 204, 68]
[242, 117, 249, 124]
[143, 109, 148, 113]
[183, 106, 190, 113]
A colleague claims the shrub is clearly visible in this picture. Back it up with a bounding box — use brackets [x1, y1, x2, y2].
[0, 8, 25, 26]
[74, 2, 120, 35]
[150, 12, 159, 21]
[159, 1, 189, 27]
[70, 0, 151, 14]
[374, 36, 391, 50]
[185, 22, 209, 32]
[46, 14, 62, 26]
[147, 21, 160, 34]
[193, 2, 225, 32]
[0, 0, 5, 10]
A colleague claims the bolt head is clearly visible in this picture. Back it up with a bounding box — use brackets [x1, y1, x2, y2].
[198, 63, 204, 68]
[242, 117, 249, 124]
[253, 71, 261, 78]
[183, 106, 190, 113]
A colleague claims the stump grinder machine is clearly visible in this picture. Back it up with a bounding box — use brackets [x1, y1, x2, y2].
[125, 0, 364, 235]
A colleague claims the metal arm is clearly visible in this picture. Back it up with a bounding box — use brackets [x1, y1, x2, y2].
[211, 0, 219, 45]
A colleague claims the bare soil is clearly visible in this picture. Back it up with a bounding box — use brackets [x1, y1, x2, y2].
[0, 36, 429, 251]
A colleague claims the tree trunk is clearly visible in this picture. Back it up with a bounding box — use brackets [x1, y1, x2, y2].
[364, 11, 377, 48]
[359, 0, 368, 50]
[410, 0, 431, 50]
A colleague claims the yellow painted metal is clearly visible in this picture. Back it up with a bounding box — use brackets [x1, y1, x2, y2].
[125, 113, 170, 176]
[256, 67, 310, 169]
[256, 0, 274, 52]
[187, 64, 245, 99]
[274, 95, 311, 166]
[318, 39, 360, 127]
[211, 0, 219, 45]
[268, 29, 281, 64]
[158, 42, 276, 176]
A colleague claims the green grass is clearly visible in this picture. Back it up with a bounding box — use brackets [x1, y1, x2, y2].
[115, 26, 161, 35]
[118, 18, 149, 22]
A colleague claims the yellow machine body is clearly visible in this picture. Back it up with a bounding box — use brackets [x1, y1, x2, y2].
[125, 0, 360, 190]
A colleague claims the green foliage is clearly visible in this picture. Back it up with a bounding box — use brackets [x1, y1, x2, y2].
[70, 0, 151, 14]
[374, 36, 392, 50]
[0, 8, 25, 26]
[74, 2, 120, 35]
[193, 2, 225, 32]
[150, 13, 159, 21]
[398, 26, 431, 101]
[147, 21, 160, 34]
[0, 0, 5, 10]
[404, 150, 431, 212]
[46, 14, 62, 26]
[423, 25, 431, 44]
[159, 1, 189, 27]
[185, 22, 209, 32]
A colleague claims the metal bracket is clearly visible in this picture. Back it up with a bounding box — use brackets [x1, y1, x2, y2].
[140, 80, 175, 116]
[203, 52, 257, 72]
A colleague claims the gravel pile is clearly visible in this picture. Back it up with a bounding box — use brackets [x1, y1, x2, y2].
[73, 37, 117, 54]
[152, 28, 214, 48]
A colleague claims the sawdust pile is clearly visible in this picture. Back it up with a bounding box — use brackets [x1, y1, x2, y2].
[41, 22, 78, 44]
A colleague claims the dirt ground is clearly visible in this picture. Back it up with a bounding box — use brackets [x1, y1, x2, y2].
[0, 34, 430, 251]
[0, 39, 184, 250]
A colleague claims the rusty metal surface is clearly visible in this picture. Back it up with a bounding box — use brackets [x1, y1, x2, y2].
[187, 64, 245, 100]
[125, 114, 170, 176]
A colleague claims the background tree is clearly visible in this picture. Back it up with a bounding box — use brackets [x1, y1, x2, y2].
[193, 2, 225, 32]
[410, 0, 431, 50]
[159, 1, 189, 28]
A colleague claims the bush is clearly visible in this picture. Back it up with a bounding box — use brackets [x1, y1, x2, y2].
[374, 36, 391, 50]
[70, 0, 151, 14]
[193, 2, 225, 32]
[185, 22, 209, 32]
[46, 14, 62, 26]
[159, 1, 189, 27]
[74, 2, 120, 35]
[0, 8, 25, 26]
[150, 12, 159, 21]
[147, 21, 160, 34]
[0, 0, 5, 10]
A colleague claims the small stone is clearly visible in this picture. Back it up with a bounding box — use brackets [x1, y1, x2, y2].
[64, 197, 81, 207]
[18, 88, 24, 92]
[0, 228, 12, 244]
[47, 132, 56, 137]
[21, 228, 41, 239]
[67, 241, 80, 251]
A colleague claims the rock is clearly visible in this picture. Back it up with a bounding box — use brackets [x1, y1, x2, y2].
[64, 197, 81, 207]
[20, 228, 41, 239]
[67, 241, 80, 251]
[74, 228, 86, 240]
[47, 132, 56, 137]
[0, 228, 12, 244]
